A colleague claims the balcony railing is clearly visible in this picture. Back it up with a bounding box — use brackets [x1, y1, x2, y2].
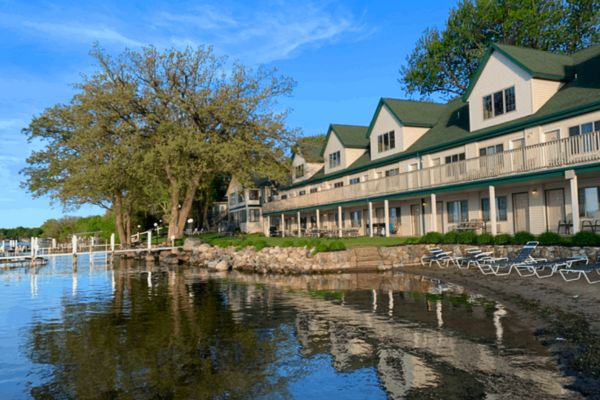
[263, 131, 600, 213]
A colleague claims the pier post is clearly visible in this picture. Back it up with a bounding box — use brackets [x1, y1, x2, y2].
[71, 235, 78, 254]
[110, 233, 115, 252]
[147, 231, 152, 250]
[51, 238, 56, 250]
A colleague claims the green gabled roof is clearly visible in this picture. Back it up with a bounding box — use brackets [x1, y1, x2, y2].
[463, 43, 576, 101]
[382, 98, 445, 127]
[292, 134, 326, 163]
[283, 43, 600, 191]
[319, 124, 369, 156]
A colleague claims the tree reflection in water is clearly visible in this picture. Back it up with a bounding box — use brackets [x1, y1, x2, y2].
[25, 268, 285, 399]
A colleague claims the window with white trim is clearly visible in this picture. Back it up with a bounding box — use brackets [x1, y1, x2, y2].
[483, 86, 516, 120]
[349, 177, 360, 185]
[377, 130, 396, 152]
[310, 187, 318, 193]
[295, 164, 304, 178]
[447, 200, 469, 223]
[329, 151, 341, 168]
[333, 181, 344, 188]
[385, 168, 399, 177]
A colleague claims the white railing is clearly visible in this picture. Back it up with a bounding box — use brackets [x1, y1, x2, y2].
[264, 131, 600, 212]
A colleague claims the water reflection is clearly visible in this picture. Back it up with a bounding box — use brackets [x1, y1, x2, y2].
[0, 259, 580, 399]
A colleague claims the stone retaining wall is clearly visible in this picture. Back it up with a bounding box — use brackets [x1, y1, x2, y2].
[181, 238, 600, 274]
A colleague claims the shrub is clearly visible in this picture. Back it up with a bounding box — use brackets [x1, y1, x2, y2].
[253, 240, 269, 251]
[327, 241, 346, 251]
[420, 232, 444, 244]
[313, 243, 329, 254]
[494, 234, 513, 245]
[457, 231, 478, 245]
[442, 231, 459, 244]
[281, 239, 295, 248]
[513, 231, 536, 245]
[404, 236, 421, 244]
[572, 231, 600, 247]
[476, 233, 494, 245]
[537, 231, 563, 246]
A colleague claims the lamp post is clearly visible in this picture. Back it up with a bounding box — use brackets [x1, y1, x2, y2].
[187, 218, 194, 235]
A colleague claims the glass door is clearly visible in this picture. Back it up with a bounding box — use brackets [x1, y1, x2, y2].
[512, 192, 530, 232]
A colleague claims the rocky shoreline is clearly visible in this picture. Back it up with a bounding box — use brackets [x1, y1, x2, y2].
[115, 238, 600, 275]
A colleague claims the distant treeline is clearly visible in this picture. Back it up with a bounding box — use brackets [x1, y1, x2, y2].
[0, 215, 115, 242]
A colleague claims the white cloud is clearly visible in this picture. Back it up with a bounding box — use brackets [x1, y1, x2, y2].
[21, 21, 143, 47]
[153, 2, 370, 63]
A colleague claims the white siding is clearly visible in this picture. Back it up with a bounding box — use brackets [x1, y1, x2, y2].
[531, 79, 563, 113]
[468, 51, 533, 131]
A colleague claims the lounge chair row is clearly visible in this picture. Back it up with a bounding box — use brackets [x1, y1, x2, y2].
[422, 241, 600, 284]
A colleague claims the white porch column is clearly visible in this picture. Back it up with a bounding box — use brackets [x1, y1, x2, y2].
[281, 213, 285, 237]
[384, 200, 390, 237]
[430, 193, 437, 233]
[338, 206, 343, 238]
[266, 215, 271, 237]
[316, 209, 320, 231]
[368, 201, 374, 237]
[489, 185, 498, 235]
[297, 211, 301, 237]
[566, 170, 580, 233]
[244, 189, 250, 234]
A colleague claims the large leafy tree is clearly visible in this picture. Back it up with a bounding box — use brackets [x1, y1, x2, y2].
[22, 45, 294, 241]
[400, 0, 600, 98]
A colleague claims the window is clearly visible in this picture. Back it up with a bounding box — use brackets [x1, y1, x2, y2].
[377, 131, 396, 153]
[483, 86, 516, 119]
[385, 168, 399, 177]
[545, 129, 560, 142]
[390, 207, 401, 227]
[329, 151, 341, 168]
[444, 153, 466, 164]
[298, 190, 306, 196]
[505, 86, 516, 112]
[569, 120, 600, 136]
[479, 144, 504, 156]
[310, 187, 318, 193]
[579, 187, 600, 218]
[483, 95, 493, 119]
[295, 164, 304, 178]
[280, 194, 287, 200]
[447, 200, 469, 223]
[350, 211, 362, 228]
[248, 209, 260, 222]
[237, 192, 245, 203]
[249, 190, 260, 200]
[349, 177, 361, 185]
[334, 181, 344, 188]
[481, 196, 508, 221]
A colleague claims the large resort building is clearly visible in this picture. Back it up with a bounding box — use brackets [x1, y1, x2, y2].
[230, 43, 600, 238]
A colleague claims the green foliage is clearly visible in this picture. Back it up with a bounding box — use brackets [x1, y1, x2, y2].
[457, 231, 478, 245]
[513, 231, 536, 244]
[39, 215, 116, 242]
[442, 231, 459, 244]
[400, 0, 600, 97]
[494, 234, 513, 245]
[572, 231, 600, 247]
[420, 232, 444, 244]
[327, 241, 346, 252]
[0, 226, 43, 240]
[313, 243, 329, 254]
[537, 231, 563, 246]
[476, 233, 494, 245]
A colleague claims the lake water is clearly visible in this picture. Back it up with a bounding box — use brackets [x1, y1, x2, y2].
[0, 255, 579, 399]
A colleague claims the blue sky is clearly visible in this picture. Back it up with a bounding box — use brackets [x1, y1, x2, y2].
[0, 0, 457, 228]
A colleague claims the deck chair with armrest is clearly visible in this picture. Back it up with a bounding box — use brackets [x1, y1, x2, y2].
[478, 241, 545, 276]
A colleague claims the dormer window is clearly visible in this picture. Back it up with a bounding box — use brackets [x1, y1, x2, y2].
[295, 164, 304, 178]
[329, 151, 341, 168]
[377, 131, 395, 153]
[483, 86, 516, 119]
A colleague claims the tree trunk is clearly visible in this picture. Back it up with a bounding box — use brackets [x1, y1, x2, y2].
[166, 173, 200, 239]
[113, 194, 128, 247]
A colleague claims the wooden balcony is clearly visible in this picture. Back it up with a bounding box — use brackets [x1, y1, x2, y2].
[263, 131, 600, 213]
